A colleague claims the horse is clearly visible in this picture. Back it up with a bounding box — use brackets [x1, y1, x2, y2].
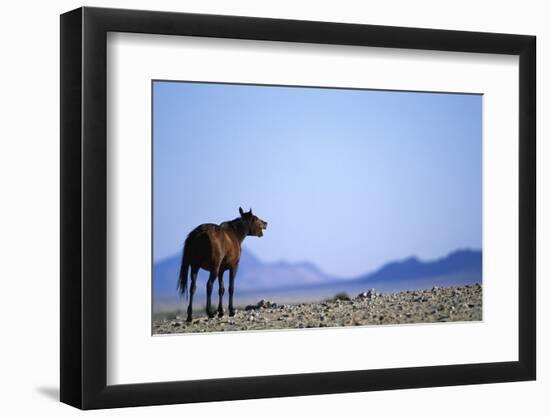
[177, 207, 268, 322]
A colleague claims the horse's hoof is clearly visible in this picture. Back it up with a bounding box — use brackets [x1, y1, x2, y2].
[218, 311, 224, 318]
[229, 310, 236, 317]
[207, 312, 216, 319]
[186, 316, 192, 323]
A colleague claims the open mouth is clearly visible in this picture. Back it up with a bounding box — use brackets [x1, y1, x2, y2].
[258, 230, 264, 237]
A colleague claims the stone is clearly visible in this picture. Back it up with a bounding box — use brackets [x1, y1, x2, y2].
[153, 284, 483, 334]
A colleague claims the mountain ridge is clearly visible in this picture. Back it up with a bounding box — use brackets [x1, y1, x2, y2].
[357, 249, 481, 283]
[154, 248, 482, 300]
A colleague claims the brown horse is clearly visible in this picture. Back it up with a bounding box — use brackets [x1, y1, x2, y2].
[178, 207, 267, 322]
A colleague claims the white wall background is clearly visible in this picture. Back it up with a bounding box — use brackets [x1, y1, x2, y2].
[0, 0, 546, 415]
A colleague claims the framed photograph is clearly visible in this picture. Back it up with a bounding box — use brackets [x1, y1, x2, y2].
[60, 6, 536, 409]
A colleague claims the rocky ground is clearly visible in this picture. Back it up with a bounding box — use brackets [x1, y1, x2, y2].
[153, 284, 482, 334]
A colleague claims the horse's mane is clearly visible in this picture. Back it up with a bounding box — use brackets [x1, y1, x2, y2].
[221, 217, 249, 242]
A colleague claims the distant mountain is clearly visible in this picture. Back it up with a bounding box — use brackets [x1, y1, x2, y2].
[153, 253, 183, 298]
[153, 248, 334, 299]
[239, 258, 332, 289]
[357, 249, 482, 283]
[153, 248, 482, 306]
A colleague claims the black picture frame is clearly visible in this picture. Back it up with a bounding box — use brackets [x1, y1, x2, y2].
[60, 6, 536, 410]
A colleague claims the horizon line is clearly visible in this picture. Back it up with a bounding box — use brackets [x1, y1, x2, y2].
[154, 246, 482, 280]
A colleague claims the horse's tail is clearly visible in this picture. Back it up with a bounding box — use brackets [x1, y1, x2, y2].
[177, 243, 190, 300]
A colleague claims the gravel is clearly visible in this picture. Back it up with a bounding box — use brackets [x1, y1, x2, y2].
[153, 284, 482, 334]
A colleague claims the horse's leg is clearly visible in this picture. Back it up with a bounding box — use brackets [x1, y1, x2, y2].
[186, 267, 199, 323]
[206, 270, 217, 319]
[217, 270, 225, 318]
[228, 265, 238, 316]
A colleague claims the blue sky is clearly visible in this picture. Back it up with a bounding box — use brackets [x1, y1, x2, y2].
[153, 81, 482, 277]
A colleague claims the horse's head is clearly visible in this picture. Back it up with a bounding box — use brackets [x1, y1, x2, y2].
[239, 207, 267, 237]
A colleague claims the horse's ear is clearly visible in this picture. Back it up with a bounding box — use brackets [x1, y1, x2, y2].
[249, 208, 253, 215]
[239, 207, 244, 216]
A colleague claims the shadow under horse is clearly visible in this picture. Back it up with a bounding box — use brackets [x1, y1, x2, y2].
[178, 207, 268, 322]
